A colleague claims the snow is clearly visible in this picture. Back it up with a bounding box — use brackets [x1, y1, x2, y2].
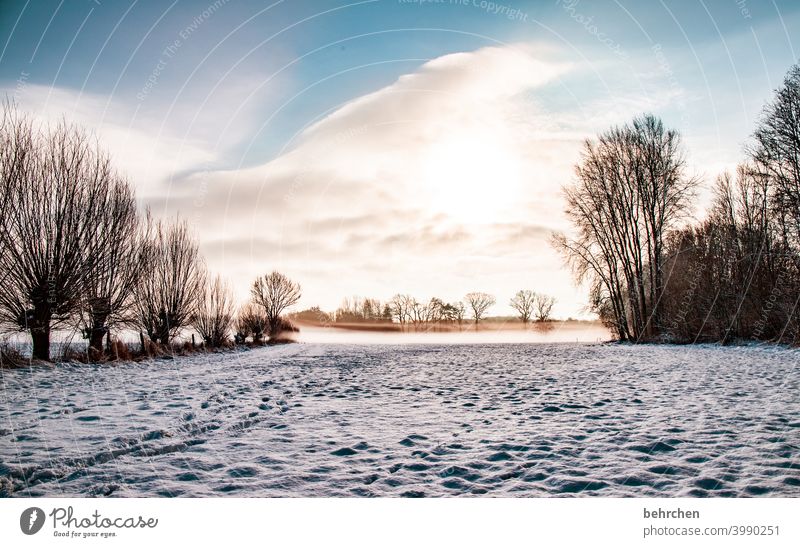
[1, 342, 798, 497]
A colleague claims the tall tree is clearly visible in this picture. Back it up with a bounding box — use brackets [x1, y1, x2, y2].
[0, 105, 139, 360]
[79, 172, 139, 358]
[660, 163, 797, 343]
[553, 114, 697, 341]
[748, 64, 800, 255]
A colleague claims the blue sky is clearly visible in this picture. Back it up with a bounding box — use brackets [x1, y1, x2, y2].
[1, 0, 799, 317]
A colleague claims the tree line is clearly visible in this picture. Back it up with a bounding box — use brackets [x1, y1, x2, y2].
[295, 290, 557, 326]
[0, 102, 302, 361]
[555, 63, 800, 345]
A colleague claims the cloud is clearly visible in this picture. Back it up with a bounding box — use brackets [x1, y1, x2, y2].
[4, 84, 215, 198]
[4, 58, 284, 198]
[7, 44, 665, 317]
[138, 45, 594, 313]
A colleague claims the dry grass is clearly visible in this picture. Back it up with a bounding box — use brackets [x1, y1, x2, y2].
[0, 343, 28, 369]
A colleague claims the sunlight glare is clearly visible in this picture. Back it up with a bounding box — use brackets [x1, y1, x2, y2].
[421, 130, 523, 225]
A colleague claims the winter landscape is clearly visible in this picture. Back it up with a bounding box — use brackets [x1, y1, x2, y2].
[2, 1, 800, 502]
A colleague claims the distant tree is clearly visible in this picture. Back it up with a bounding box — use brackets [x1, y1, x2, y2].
[132, 216, 205, 345]
[426, 298, 446, 323]
[452, 301, 466, 324]
[410, 297, 426, 326]
[361, 298, 383, 320]
[335, 297, 357, 322]
[235, 303, 268, 344]
[510, 290, 536, 323]
[192, 274, 235, 348]
[381, 303, 393, 321]
[389, 294, 414, 325]
[290, 306, 333, 324]
[464, 292, 495, 325]
[251, 271, 301, 336]
[533, 293, 556, 322]
[335, 296, 387, 322]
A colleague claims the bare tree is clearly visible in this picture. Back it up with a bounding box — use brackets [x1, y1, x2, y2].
[426, 298, 446, 323]
[464, 292, 495, 325]
[79, 174, 139, 358]
[389, 294, 414, 325]
[0, 100, 34, 240]
[748, 64, 800, 254]
[192, 274, 235, 348]
[452, 301, 466, 325]
[335, 296, 387, 322]
[533, 293, 556, 322]
[386, 296, 464, 326]
[661, 163, 797, 343]
[653, 64, 800, 345]
[0, 106, 140, 360]
[0, 103, 37, 335]
[510, 290, 536, 323]
[235, 303, 268, 344]
[552, 114, 697, 341]
[250, 271, 301, 336]
[409, 297, 425, 326]
[132, 215, 205, 345]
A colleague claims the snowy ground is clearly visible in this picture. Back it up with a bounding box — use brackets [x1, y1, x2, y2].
[1, 342, 799, 497]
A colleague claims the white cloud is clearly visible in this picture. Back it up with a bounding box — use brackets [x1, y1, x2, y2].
[162, 45, 592, 314]
[7, 45, 684, 318]
[5, 84, 215, 198]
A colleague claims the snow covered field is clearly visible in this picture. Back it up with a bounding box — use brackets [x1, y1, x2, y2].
[1, 342, 799, 497]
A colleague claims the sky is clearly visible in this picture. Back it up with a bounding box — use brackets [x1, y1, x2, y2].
[1, 0, 799, 318]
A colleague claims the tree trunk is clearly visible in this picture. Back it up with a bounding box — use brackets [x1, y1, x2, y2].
[268, 316, 281, 338]
[88, 317, 108, 357]
[31, 328, 51, 361]
[155, 310, 171, 345]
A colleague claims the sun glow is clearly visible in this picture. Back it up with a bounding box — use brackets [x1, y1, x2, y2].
[420, 129, 523, 225]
